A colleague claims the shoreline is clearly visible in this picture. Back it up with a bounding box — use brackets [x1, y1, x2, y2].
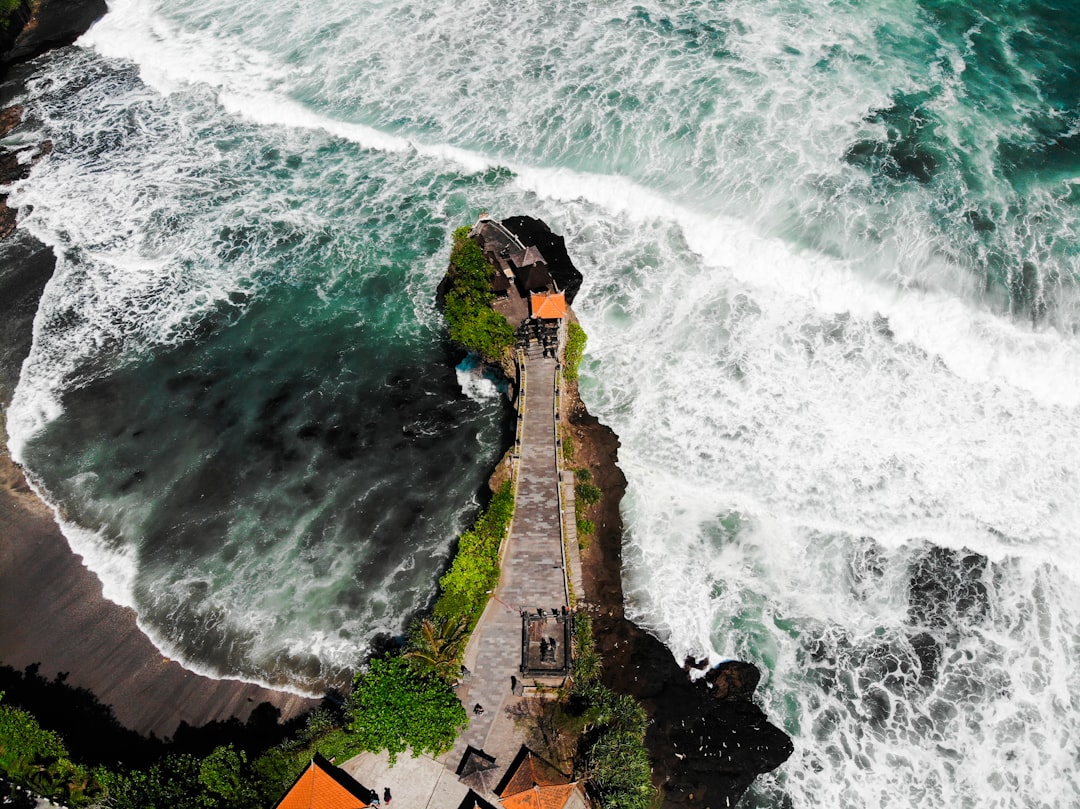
[0, 229, 320, 740]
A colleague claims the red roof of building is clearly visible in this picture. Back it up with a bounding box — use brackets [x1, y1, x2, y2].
[530, 292, 567, 320]
[500, 783, 580, 809]
[275, 754, 371, 809]
[495, 748, 582, 809]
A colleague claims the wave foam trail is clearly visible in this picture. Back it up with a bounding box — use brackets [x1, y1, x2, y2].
[565, 205, 1080, 806]
[73, 0, 1080, 410]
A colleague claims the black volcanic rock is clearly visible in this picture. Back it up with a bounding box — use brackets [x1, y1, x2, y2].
[592, 612, 793, 807]
[0, 0, 107, 70]
[500, 215, 584, 303]
[705, 660, 761, 701]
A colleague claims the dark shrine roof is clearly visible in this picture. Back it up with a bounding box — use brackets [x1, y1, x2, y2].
[501, 216, 583, 304]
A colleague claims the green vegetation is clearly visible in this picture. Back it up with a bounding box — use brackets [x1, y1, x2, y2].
[433, 479, 515, 626]
[443, 226, 515, 363]
[0, 695, 99, 805]
[563, 323, 587, 381]
[576, 481, 601, 506]
[348, 657, 467, 765]
[571, 615, 655, 809]
[405, 614, 470, 679]
[561, 432, 575, 462]
[0, 0, 22, 31]
[573, 467, 599, 547]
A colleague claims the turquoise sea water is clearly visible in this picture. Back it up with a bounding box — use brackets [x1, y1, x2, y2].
[5, 0, 1079, 805]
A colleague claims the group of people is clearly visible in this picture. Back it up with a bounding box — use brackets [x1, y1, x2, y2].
[517, 318, 560, 358]
[370, 787, 392, 806]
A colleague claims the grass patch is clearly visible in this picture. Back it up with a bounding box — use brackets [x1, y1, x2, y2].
[573, 467, 598, 548]
[561, 432, 575, 463]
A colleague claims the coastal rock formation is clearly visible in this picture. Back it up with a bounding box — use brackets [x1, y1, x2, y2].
[498, 215, 584, 303]
[0, 0, 107, 71]
[566, 388, 793, 806]
[442, 215, 795, 806]
[705, 660, 761, 701]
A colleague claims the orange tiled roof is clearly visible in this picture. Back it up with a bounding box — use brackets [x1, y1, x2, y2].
[530, 292, 567, 320]
[275, 756, 370, 809]
[498, 750, 570, 797]
[500, 784, 580, 809]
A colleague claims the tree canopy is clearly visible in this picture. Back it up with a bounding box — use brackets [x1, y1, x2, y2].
[348, 657, 467, 765]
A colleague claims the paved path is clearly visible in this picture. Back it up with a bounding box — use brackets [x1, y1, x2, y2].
[345, 346, 575, 806]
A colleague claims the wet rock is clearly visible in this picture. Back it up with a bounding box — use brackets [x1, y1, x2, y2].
[682, 655, 708, 672]
[0, 103, 22, 136]
[1, 0, 108, 70]
[705, 660, 761, 701]
[592, 612, 793, 807]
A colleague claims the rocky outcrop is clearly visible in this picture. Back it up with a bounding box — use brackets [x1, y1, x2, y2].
[705, 660, 762, 701]
[0, 119, 51, 239]
[564, 380, 793, 807]
[442, 215, 793, 806]
[0, 0, 107, 73]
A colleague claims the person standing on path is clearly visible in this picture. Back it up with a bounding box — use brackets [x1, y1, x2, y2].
[384, 787, 392, 804]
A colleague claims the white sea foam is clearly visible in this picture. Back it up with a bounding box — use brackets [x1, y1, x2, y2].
[455, 355, 501, 402]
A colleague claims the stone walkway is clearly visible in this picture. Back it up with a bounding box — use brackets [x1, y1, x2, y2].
[345, 346, 575, 806]
[444, 347, 569, 766]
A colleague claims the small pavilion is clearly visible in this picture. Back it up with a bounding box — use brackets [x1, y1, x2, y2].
[493, 747, 586, 809]
[529, 291, 567, 321]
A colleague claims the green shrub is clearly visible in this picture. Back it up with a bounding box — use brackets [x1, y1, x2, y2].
[443, 228, 514, 362]
[0, 699, 99, 805]
[433, 480, 514, 626]
[574, 467, 591, 483]
[576, 516, 594, 539]
[564, 323, 587, 381]
[561, 433, 575, 462]
[348, 657, 467, 765]
[576, 482, 602, 506]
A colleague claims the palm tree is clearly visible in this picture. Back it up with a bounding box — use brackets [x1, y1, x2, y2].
[405, 614, 471, 680]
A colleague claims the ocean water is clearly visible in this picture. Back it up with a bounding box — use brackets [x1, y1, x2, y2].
[4, 0, 1079, 805]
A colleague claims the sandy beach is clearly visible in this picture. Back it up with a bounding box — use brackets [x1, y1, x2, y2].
[0, 231, 318, 739]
